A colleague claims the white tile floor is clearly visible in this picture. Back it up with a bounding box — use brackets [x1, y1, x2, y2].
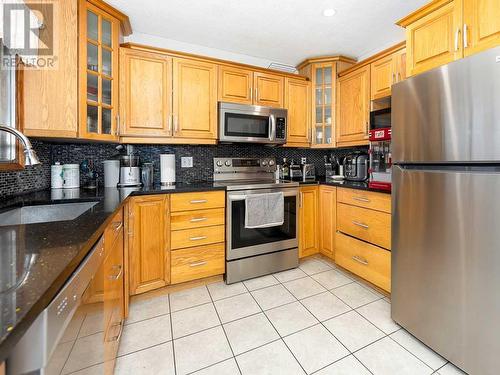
[112, 256, 469, 375]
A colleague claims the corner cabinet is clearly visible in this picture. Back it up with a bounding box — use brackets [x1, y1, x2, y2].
[128, 195, 170, 295]
[284, 78, 311, 147]
[336, 65, 370, 147]
[299, 186, 319, 258]
[398, 0, 500, 76]
[79, 0, 121, 141]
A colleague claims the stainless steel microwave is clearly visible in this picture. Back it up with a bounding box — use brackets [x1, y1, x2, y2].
[218, 102, 287, 145]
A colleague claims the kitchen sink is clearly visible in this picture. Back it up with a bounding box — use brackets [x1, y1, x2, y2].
[0, 201, 99, 226]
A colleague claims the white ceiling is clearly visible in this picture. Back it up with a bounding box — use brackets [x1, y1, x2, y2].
[108, 0, 428, 67]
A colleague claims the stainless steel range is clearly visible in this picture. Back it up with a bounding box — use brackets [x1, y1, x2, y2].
[213, 157, 299, 284]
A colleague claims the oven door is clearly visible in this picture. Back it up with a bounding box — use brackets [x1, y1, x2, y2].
[227, 187, 298, 260]
[219, 102, 274, 143]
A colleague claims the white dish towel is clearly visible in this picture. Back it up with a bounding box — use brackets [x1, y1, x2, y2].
[245, 192, 284, 229]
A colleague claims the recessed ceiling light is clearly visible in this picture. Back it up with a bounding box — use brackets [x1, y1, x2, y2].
[323, 8, 336, 17]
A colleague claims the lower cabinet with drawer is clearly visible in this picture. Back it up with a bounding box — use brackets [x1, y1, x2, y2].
[170, 191, 226, 284]
[335, 187, 391, 293]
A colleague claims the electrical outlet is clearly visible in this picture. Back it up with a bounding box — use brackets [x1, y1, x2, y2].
[181, 157, 193, 168]
[301, 157, 307, 164]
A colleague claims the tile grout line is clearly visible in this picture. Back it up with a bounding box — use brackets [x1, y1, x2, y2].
[206, 284, 243, 375]
[243, 280, 309, 375]
[167, 294, 178, 375]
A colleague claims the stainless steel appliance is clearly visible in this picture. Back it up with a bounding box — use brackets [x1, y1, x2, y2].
[301, 163, 316, 180]
[218, 102, 287, 144]
[343, 152, 368, 181]
[213, 157, 299, 284]
[392, 46, 500, 375]
[8, 237, 107, 375]
[118, 155, 141, 187]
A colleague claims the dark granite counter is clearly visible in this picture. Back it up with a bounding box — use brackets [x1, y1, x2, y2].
[0, 182, 225, 362]
[297, 176, 391, 194]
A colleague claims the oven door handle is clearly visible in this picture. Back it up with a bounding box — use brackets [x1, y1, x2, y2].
[229, 191, 298, 201]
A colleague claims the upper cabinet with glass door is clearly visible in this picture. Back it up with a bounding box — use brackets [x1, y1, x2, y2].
[79, 0, 131, 141]
[297, 57, 355, 148]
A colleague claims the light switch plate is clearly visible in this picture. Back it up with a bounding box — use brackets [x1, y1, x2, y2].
[181, 157, 193, 168]
[301, 157, 307, 164]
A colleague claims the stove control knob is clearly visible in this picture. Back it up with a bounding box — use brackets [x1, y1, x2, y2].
[268, 160, 275, 166]
[261, 160, 268, 166]
[225, 160, 232, 167]
[216, 160, 223, 167]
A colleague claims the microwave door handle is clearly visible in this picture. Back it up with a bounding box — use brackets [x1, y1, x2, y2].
[269, 114, 276, 141]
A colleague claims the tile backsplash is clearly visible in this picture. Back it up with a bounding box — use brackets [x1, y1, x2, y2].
[0, 140, 367, 199]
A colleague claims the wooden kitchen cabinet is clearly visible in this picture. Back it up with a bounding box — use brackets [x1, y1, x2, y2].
[463, 0, 500, 56]
[284, 78, 311, 147]
[370, 47, 406, 99]
[172, 57, 218, 140]
[128, 195, 170, 295]
[319, 186, 336, 260]
[299, 186, 319, 258]
[336, 65, 370, 147]
[218, 65, 254, 104]
[103, 220, 124, 374]
[253, 72, 284, 107]
[119, 48, 172, 137]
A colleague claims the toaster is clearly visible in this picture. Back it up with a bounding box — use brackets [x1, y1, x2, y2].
[343, 152, 369, 181]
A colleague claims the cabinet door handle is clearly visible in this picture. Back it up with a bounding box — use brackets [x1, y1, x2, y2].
[352, 255, 369, 265]
[189, 236, 207, 241]
[299, 192, 303, 208]
[106, 321, 123, 342]
[190, 199, 207, 204]
[352, 221, 369, 229]
[392, 73, 396, 84]
[255, 87, 258, 101]
[190, 261, 207, 267]
[168, 114, 173, 136]
[463, 23, 468, 49]
[116, 113, 120, 136]
[365, 121, 369, 136]
[108, 265, 123, 280]
[249, 87, 253, 101]
[112, 222, 122, 232]
[190, 217, 207, 223]
[174, 115, 179, 134]
[397, 72, 402, 82]
[454, 27, 461, 51]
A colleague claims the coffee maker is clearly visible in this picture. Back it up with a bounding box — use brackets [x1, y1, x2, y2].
[118, 154, 141, 187]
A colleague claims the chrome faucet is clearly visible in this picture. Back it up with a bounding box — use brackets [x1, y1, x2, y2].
[0, 125, 41, 165]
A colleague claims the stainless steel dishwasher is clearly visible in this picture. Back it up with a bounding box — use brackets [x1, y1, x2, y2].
[7, 237, 106, 375]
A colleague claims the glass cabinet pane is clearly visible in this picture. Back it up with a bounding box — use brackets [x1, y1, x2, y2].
[87, 11, 98, 41]
[102, 78, 111, 105]
[102, 19, 112, 47]
[87, 73, 98, 102]
[102, 49, 112, 76]
[325, 127, 332, 144]
[324, 67, 332, 84]
[87, 43, 98, 72]
[315, 68, 323, 85]
[325, 107, 332, 125]
[102, 108, 112, 134]
[87, 105, 98, 133]
[325, 87, 332, 105]
[316, 127, 323, 144]
[315, 88, 323, 105]
[315, 107, 323, 124]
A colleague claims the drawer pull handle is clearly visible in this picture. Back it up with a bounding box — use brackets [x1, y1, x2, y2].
[190, 199, 208, 204]
[352, 221, 369, 229]
[112, 222, 123, 232]
[108, 265, 123, 280]
[352, 256, 369, 265]
[190, 261, 207, 267]
[352, 196, 370, 203]
[189, 236, 207, 241]
[107, 321, 123, 342]
[190, 217, 207, 223]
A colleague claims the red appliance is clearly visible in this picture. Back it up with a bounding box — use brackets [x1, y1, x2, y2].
[368, 109, 392, 191]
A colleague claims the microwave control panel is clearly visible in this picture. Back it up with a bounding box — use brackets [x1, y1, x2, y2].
[275, 117, 286, 139]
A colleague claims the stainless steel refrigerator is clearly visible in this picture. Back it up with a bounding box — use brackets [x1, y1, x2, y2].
[392, 47, 500, 375]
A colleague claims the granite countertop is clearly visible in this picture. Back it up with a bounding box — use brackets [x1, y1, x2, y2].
[0, 182, 225, 362]
[298, 176, 392, 194]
